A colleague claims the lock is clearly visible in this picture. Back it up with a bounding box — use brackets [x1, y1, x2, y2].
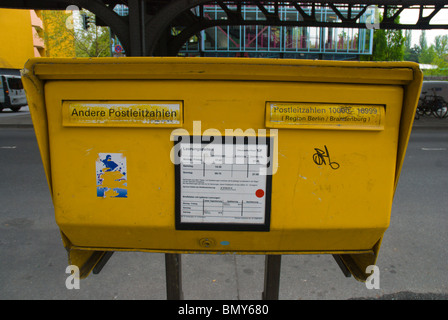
[199, 238, 215, 248]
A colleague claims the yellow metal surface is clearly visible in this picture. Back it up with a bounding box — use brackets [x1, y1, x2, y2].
[0, 9, 35, 69]
[22, 57, 422, 279]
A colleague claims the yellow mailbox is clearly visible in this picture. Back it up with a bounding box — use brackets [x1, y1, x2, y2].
[22, 57, 422, 280]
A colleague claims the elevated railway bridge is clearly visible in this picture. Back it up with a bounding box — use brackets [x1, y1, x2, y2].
[0, 1, 447, 56]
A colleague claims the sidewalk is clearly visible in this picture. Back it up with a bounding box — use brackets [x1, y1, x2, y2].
[1, 107, 447, 130]
[412, 115, 448, 130]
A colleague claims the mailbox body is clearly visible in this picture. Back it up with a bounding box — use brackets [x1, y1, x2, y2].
[22, 58, 422, 279]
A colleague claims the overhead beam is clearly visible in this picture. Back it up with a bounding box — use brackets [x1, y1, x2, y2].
[128, 0, 146, 56]
[0, 0, 446, 56]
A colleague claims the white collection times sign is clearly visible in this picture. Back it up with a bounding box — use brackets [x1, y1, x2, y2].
[174, 136, 272, 231]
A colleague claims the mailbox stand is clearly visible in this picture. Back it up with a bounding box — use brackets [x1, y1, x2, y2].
[90, 251, 349, 299]
[262, 255, 282, 300]
[164, 254, 349, 300]
[165, 253, 183, 300]
[164, 253, 281, 300]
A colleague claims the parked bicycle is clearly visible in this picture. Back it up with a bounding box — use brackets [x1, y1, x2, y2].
[416, 88, 448, 119]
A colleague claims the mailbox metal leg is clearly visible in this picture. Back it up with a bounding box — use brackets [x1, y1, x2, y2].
[165, 253, 183, 300]
[332, 254, 352, 278]
[262, 254, 282, 300]
[92, 251, 114, 275]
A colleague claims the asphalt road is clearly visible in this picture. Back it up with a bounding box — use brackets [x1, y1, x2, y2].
[0, 127, 447, 300]
[0, 105, 29, 115]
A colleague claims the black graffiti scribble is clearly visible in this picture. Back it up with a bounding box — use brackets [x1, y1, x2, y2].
[312, 145, 340, 170]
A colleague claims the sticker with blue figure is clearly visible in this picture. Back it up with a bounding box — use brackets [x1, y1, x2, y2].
[96, 153, 127, 198]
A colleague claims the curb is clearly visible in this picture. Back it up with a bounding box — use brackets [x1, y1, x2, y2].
[412, 126, 448, 130]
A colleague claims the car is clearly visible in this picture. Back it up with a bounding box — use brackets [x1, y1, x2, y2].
[0, 75, 27, 112]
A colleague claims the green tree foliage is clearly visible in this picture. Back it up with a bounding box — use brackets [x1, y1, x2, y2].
[74, 10, 111, 57]
[360, 7, 448, 77]
[417, 31, 437, 64]
[419, 46, 437, 64]
[423, 35, 448, 76]
[361, 13, 405, 61]
[404, 30, 420, 62]
[40, 10, 76, 57]
[419, 30, 428, 51]
[405, 31, 448, 76]
[434, 35, 448, 58]
[40, 9, 111, 58]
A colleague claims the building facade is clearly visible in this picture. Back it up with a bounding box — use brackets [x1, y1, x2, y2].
[0, 9, 38, 75]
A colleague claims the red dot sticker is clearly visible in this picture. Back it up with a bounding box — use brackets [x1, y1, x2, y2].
[255, 189, 265, 198]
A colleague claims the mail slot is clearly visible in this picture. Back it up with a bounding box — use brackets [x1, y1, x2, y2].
[22, 58, 422, 280]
